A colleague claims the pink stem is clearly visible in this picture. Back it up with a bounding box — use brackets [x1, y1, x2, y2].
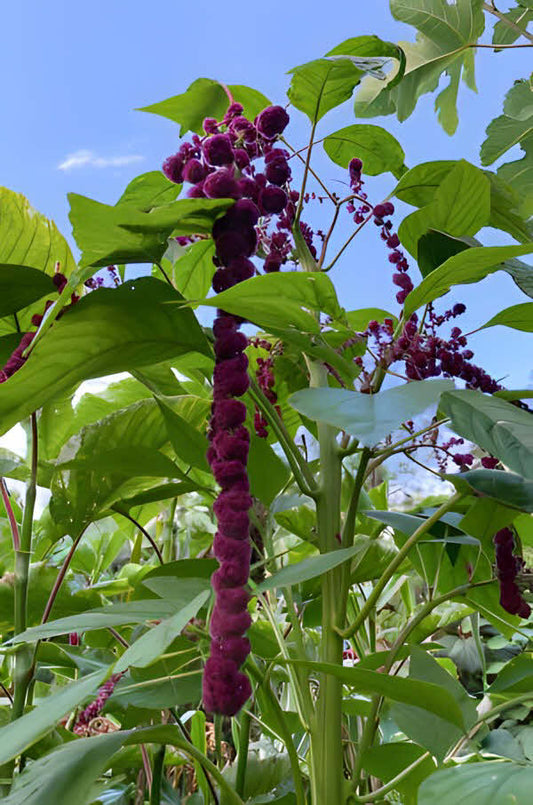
[1, 478, 20, 551]
[41, 529, 85, 624]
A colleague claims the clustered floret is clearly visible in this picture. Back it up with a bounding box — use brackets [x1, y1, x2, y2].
[493, 528, 531, 618]
[249, 337, 282, 438]
[163, 101, 294, 716]
[73, 673, 124, 735]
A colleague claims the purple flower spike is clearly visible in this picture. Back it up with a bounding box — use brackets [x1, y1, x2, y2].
[256, 105, 290, 138]
[203, 134, 235, 166]
[202, 657, 252, 716]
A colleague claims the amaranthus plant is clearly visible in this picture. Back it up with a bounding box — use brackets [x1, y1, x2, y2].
[0, 3, 532, 804]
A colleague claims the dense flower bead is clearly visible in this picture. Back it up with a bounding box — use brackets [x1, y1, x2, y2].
[203, 134, 235, 166]
[259, 186, 288, 214]
[493, 528, 531, 618]
[204, 169, 240, 199]
[256, 105, 290, 138]
[202, 657, 252, 716]
[162, 153, 184, 184]
[183, 158, 207, 184]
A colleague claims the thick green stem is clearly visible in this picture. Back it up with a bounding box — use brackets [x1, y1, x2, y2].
[235, 711, 251, 797]
[307, 360, 345, 805]
[12, 414, 38, 721]
[150, 744, 165, 805]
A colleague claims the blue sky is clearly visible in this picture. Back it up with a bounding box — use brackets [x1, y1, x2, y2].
[1, 0, 531, 388]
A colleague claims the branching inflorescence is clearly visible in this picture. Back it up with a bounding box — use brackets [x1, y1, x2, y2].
[163, 100, 293, 715]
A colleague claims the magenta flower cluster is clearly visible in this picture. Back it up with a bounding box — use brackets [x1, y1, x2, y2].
[73, 673, 123, 734]
[250, 337, 282, 438]
[163, 102, 292, 716]
[493, 528, 531, 618]
[162, 101, 297, 276]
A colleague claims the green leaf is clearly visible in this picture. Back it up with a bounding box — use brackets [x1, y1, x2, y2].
[0, 669, 109, 764]
[285, 659, 466, 728]
[247, 436, 291, 506]
[448, 469, 533, 514]
[155, 397, 210, 472]
[115, 590, 209, 672]
[419, 760, 533, 805]
[201, 272, 342, 333]
[390, 648, 477, 761]
[498, 138, 533, 218]
[171, 238, 217, 301]
[326, 35, 406, 89]
[0, 186, 76, 276]
[0, 279, 209, 438]
[287, 58, 363, 122]
[488, 653, 533, 694]
[2, 731, 126, 805]
[481, 82, 533, 165]
[355, 0, 485, 134]
[440, 390, 533, 479]
[398, 161, 491, 257]
[417, 231, 470, 278]
[394, 160, 457, 207]
[0, 264, 56, 319]
[139, 78, 270, 135]
[289, 379, 454, 447]
[361, 743, 436, 804]
[115, 170, 181, 210]
[345, 308, 397, 331]
[493, 7, 533, 46]
[10, 600, 181, 642]
[68, 193, 231, 269]
[323, 124, 405, 177]
[403, 243, 533, 317]
[481, 302, 533, 332]
[256, 546, 361, 592]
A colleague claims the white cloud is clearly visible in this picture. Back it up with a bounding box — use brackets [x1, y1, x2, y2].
[58, 149, 144, 171]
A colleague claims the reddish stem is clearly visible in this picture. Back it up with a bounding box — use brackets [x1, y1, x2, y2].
[1, 479, 20, 551]
[41, 529, 86, 624]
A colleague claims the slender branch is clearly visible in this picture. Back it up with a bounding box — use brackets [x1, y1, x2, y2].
[482, 2, 533, 43]
[248, 379, 317, 497]
[141, 744, 153, 791]
[281, 137, 337, 204]
[235, 710, 251, 797]
[114, 509, 164, 564]
[341, 448, 373, 549]
[41, 529, 87, 624]
[322, 209, 375, 272]
[473, 42, 533, 48]
[294, 121, 318, 224]
[154, 261, 173, 286]
[447, 692, 533, 759]
[0, 681, 13, 704]
[108, 627, 130, 648]
[354, 751, 432, 802]
[1, 479, 20, 551]
[340, 493, 462, 639]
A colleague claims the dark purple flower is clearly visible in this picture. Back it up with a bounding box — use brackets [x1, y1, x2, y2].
[210, 636, 251, 667]
[204, 169, 241, 199]
[202, 657, 252, 716]
[162, 153, 184, 184]
[265, 158, 291, 186]
[256, 105, 290, 138]
[203, 134, 235, 166]
[259, 186, 288, 214]
[183, 158, 208, 184]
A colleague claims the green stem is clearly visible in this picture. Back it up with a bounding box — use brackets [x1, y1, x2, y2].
[12, 414, 38, 721]
[354, 751, 432, 803]
[340, 493, 462, 639]
[341, 447, 372, 548]
[249, 378, 317, 496]
[307, 360, 345, 805]
[247, 660, 307, 805]
[150, 744, 165, 805]
[214, 714, 223, 767]
[482, 1, 533, 43]
[294, 121, 318, 225]
[162, 498, 177, 563]
[235, 711, 251, 798]
[447, 691, 533, 760]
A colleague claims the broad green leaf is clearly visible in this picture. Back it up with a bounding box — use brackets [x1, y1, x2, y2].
[451, 467, 533, 519]
[364, 510, 471, 541]
[504, 77, 533, 122]
[0, 279, 209, 438]
[326, 35, 406, 89]
[355, 0, 485, 133]
[488, 653, 533, 694]
[0, 264, 56, 319]
[441, 391, 533, 479]
[0, 669, 108, 764]
[390, 648, 477, 761]
[493, 6, 533, 46]
[417, 231, 470, 278]
[139, 78, 270, 135]
[481, 302, 533, 332]
[2, 731, 126, 805]
[171, 238, 217, 301]
[398, 161, 491, 257]
[323, 124, 405, 177]
[403, 243, 533, 317]
[361, 742, 436, 804]
[10, 600, 180, 642]
[50, 394, 209, 533]
[345, 308, 397, 331]
[156, 397, 210, 471]
[286, 659, 466, 728]
[68, 193, 231, 268]
[115, 590, 209, 672]
[59, 446, 186, 480]
[289, 379, 454, 447]
[247, 435, 291, 506]
[201, 272, 342, 333]
[115, 170, 181, 210]
[419, 760, 533, 805]
[498, 138, 533, 218]
[394, 160, 456, 207]
[481, 81, 533, 164]
[287, 58, 363, 122]
[0, 186, 76, 276]
[256, 546, 361, 592]
[0, 333, 22, 364]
